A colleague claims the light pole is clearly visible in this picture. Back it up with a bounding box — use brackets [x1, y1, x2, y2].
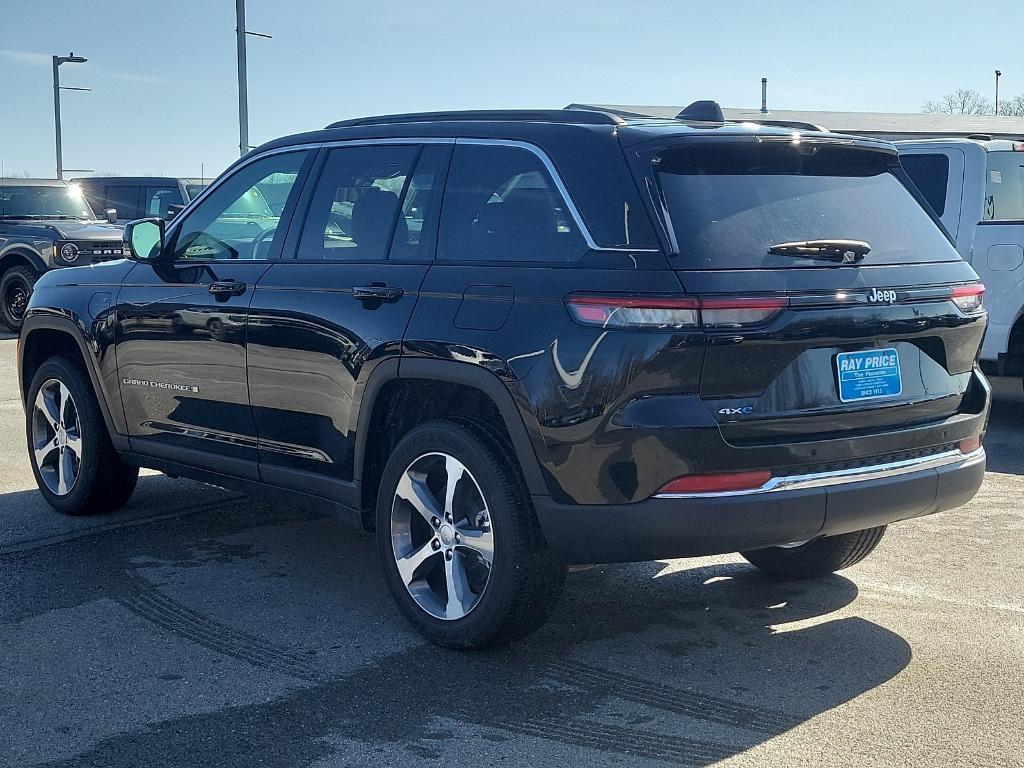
[235, 0, 272, 157]
[995, 70, 1002, 116]
[52, 53, 89, 179]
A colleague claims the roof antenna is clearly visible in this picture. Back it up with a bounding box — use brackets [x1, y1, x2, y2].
[675, 100, 725, 123]
[761, 77, 768, 114]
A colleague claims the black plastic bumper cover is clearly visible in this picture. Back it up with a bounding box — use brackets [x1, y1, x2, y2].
[534, 450, 986, 565]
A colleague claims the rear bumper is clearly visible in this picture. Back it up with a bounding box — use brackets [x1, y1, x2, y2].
[534, 447, 986, 564]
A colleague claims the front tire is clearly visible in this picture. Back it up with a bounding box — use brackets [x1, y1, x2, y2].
[740, 526, 886, 579]
[376, 420, 565, 649]
[1, 265, 39, 331]
[26, 356, 139, 515]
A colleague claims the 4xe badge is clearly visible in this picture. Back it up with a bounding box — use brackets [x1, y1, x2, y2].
[867, 288, 897, 304]
[719, 406, 753, 416]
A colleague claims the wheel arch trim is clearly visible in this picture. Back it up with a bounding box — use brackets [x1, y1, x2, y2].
[18, 313, 128, 451]
[353, 357, 550, 498]
[0, 246, 48, 275]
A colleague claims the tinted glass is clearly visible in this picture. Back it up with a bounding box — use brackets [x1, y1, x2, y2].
[170, 151, 307, 261]
[984, 151, 1024, 221]
[144, 185, 184, 217]
[437, 144, 586, 262]
[390, 145, 448, 260]
[185, 183, 207, 200]
[298, 144, 418, 262]
[104, 185, 139, 220]
[900, 153, 949, 216]
[655, 142, 960, 269]
[0, 184, 95, 219]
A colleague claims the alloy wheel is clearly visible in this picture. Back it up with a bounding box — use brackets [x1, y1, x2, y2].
[390, 452, 495, 620]
[31, 378, 83, 496]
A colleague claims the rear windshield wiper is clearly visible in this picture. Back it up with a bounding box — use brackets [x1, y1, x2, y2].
[768, 239, 871, 263]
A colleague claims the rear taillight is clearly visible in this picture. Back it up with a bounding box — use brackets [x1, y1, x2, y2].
[657, 469, 773, 495]
[951, 283, 985, 314]
[566, 294, 786, 330]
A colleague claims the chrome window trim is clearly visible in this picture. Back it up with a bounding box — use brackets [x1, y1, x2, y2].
[164, 143, 322, 231]
[655, 447, 985, 499]
[177, 136, 660, 254]
[455, 137, 661, 254]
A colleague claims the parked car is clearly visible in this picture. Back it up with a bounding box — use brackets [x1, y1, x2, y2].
[0, 178, 124, 330]
[19, 107, 989, 648]
[898, 138, 1024, 383]
[72, 176, 208, 223]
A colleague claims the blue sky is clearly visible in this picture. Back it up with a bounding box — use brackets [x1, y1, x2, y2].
[1, 0, 1020, 178]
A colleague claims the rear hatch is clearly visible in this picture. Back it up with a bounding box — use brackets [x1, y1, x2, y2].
[633, 135, 987, 447]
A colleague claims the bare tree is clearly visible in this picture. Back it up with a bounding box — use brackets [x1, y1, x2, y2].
[997, 94, 1024, 117]
[923, 89, 993, 115]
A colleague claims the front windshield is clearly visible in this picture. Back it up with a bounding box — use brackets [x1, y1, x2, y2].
[221, 186, 275, 218]
[0, 183, 96, 220]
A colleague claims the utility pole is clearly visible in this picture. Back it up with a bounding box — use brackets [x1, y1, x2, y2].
[235, 0, 272, 157]
[995, 70, 1002, 116]
[52, 52, 88, 179]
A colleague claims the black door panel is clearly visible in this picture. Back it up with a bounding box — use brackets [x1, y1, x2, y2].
[116, 262, 271, 472]
[247, 263, 428, 495]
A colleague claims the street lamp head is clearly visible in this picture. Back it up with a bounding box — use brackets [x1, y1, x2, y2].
[996, 70, 1002, 77]
[57, 52, 88, 65]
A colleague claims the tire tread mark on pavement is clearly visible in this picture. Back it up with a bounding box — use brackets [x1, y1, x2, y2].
[500, 716, 733, 767]
[0, 495, 248, 560]
[116, 577, 318, 682]
[542, 658, 801, 734]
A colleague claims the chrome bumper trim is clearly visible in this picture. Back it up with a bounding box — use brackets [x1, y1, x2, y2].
[654, 447, 985, 499]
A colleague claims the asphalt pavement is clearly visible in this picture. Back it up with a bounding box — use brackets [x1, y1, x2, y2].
[1, 331, 1022, 767]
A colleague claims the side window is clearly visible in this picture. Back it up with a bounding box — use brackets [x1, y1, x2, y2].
[437, 144, 586, 263]
[297, 144, 420, 262]
[104, 185, 140, 220]
[983, 151, 1024, 221]
[169, 151, 307, 262]
[900, 154, 949, 217]
[144, 185, 183, 217]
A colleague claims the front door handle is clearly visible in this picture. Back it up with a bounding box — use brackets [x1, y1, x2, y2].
[209, 280, 247, 297]
[353, 284, 404, 301]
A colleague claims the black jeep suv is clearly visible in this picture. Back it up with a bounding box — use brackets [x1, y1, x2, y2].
[1, 178, 124, 330]
[18, 108, 990, 648]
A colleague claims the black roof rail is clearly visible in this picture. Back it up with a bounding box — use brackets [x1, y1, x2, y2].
[326, 109, 625, 129]
[736, 118, 829, 132]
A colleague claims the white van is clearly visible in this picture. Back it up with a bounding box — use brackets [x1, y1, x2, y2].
[898, 139, 1024, 381]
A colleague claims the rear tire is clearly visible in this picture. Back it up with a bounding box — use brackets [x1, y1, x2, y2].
[1, 265, 39, 331]
[740, 526, 886, 579]
[376, 419, 565, 649]
[26, 356, 139, 516]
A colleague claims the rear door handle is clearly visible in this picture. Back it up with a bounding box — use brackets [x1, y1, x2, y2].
[209, 280, 247, 297]
[353, 284, 404, 301]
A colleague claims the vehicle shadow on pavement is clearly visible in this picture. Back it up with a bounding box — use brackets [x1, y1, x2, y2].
[5, 477, 913, 768]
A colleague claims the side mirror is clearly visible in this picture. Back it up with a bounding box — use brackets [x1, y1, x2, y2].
[104, 208, 117, 224]
[124, 218, 165, 262]
[166, 204, 185, 220]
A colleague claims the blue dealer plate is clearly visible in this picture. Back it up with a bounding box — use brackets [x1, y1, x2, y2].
[835, 348, 902, 403]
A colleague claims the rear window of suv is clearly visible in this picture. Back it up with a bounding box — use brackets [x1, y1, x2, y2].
[653, 141, 960, 269]
[984, 151, 1024, 221]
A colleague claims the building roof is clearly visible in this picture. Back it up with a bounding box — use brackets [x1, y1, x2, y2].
[568, 103, 1024, 140]
[0, 178, 67, 187]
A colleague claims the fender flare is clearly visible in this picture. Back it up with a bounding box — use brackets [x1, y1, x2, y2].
[18, 313, 128, 451]
[353, 357, 550, 498]
[0, 246, 48, 275]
